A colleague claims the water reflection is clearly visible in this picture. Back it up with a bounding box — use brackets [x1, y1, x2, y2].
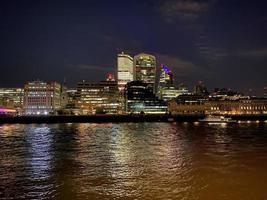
[25, 125, 56, 199]
[0, 123, 267, 200]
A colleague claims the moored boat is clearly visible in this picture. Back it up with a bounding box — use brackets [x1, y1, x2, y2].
[199, 115, 236, 123]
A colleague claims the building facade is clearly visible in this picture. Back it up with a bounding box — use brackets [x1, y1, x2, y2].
[76, 79, 120, 114]
[125, 81, 167, 114]
[168, 94, 206, 114]
[168, 96, 267, 115]
[24, 81, 61, 115]
[206, 98, 267, 115]
[134, 53, 156, 92]
[117, 52, 134, 91]
[158, 87, 185, 102]
[157, 65, 189, 102]
[0, 88, 24, 109]
[158, 64, 173, 88]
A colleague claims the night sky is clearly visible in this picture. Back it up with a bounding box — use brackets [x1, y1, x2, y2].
[1, 0, 267, 95]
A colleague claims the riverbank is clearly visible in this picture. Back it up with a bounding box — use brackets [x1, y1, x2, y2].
[0, 114, 267, 124]
[0, 114, 202, 124]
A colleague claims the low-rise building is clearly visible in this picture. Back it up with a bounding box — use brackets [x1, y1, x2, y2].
[168, 96, 267, 115]
[158, 84, 190, 102]
[206, 98, 267, 115]
[168, 94, 206, 114]
[76, 79, 120, 114]
[0, 88, 24, 109]
[23, 81, 61, 115]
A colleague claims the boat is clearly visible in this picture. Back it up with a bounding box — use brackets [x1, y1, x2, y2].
[199, 115, 236, 123]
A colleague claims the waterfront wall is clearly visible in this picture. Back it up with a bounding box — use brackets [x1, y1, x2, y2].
[0, 114, 203, 124]
[1, 114, 267, 124]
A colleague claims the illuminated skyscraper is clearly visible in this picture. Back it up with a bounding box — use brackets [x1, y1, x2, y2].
[117, 52, 133, 91]
[134, 53, 156, 91]
[158, 64, 173, 88]
[157, 65, 188, 101]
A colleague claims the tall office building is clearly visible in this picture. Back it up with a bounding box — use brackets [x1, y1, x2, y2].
[158, 64, 173, 88]
[134, 53, 156, 91]
[157, 65, 187, 102]
[24, 81, 61, 115]
[117, 52, 133, 91]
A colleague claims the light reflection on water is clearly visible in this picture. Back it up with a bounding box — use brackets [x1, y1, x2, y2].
[25, 125, 56, 199]
[0, 122, 267, 200]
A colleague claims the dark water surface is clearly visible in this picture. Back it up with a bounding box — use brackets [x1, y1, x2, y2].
[1, 122, 267, 200]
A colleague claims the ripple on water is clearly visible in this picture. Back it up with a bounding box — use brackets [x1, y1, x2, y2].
[0, 123, 267, 200]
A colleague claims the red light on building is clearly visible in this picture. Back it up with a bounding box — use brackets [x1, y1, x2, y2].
[106, 73, 115, 81]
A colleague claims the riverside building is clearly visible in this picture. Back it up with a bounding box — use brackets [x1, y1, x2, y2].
[168, 94, 206, 115]
[23, 81, 61, 115]
[168, 96, 267, 115]
[206, 97, 267, 115]
[76, 77, 120, 115]
[125, 81, 167, 114]
[0, 88, 24, 109]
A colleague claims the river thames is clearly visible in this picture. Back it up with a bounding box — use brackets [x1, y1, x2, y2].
[1, 122, 267, 200]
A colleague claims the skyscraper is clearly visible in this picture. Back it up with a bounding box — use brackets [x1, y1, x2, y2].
[157, 64, 187, 101]
[158, 64, 173, 88]
[134, 53, 156, 91]
[117, 52, 133, 91]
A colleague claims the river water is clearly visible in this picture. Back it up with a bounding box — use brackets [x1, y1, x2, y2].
[1, 122, 267, 200]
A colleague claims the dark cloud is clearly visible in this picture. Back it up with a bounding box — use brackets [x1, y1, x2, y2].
[157, 0, 211, 22]
[156, 53, 196, 73]
[68, 64, 113, 71]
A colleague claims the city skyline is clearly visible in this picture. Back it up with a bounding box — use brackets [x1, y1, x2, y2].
[1, 1, 267, 199]
[0, 0, 267, 95]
